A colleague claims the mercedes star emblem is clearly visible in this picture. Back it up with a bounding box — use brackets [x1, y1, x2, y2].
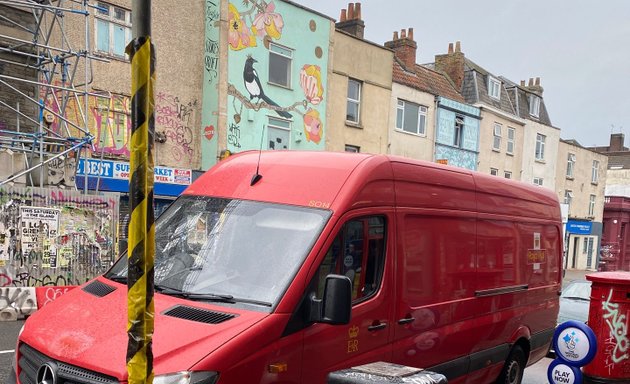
[36, 362, 58, 384]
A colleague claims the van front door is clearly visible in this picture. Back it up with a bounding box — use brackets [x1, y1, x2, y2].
[300, 213, 394, 383]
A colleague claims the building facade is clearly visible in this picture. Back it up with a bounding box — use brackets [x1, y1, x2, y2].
[325, 4, 393, 154]
[591, 133, 630, 270]
[556, 139, 608, 270]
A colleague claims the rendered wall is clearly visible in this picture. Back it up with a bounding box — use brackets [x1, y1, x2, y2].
[326, 31, 392, 154]
[476, 108, 525, 179]
[520, 120, 561, 190]
[388, 83, 435, 160]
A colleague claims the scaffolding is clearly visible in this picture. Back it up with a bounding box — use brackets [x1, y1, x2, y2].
[0, 0, 112, 189]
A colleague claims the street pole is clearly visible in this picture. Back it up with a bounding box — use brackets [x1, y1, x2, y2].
[126, 1, 155, 383]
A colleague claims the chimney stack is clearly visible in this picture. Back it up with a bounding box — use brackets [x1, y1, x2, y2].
[524, 76, 544, 96]
[384, 27, 417, 70]
[610, 133, 626, 151]
[434, 41, 465, 91]
[336, 3, 365, 39]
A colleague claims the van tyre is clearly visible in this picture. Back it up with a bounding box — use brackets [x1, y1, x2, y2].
[496, 345, 526, 384]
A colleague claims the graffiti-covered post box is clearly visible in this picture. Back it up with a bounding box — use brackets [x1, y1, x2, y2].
[583, 272, 630, 383]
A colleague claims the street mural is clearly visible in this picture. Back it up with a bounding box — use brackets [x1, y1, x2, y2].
[224, 0, 328, 155]
[41, 86, 199, 166]
[0, 186, 119, 288]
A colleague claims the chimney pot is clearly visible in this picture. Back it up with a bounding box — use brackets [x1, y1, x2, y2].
[340, 8, 347, 22]
[393, 31, 399, 40]
[401, 29, 407, 39]
[455, 41, 461, 53]
[535, 77, 540, 86]
[408, 27, 414, 41]
[348, 3, 354, 19]
[528, 78, 533, 86]
[520, 80, 525, 86]
[448, 42, 454, 54]
[355, 3, 361, 20]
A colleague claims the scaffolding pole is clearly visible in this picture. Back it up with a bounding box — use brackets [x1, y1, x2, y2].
[0, 0, 111, 190]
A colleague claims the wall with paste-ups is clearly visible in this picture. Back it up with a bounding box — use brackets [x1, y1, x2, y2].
[0, 187, 119, 288]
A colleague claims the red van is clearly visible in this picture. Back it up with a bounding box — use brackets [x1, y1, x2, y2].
[11, 151, 562, 384]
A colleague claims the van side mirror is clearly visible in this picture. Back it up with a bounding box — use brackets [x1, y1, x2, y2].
[308, 274, 352, 325]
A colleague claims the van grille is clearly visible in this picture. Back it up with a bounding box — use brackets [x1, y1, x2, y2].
[82, 280, 116, 298]
[163, 305, 236, 324]
[18, 343, 118, 384]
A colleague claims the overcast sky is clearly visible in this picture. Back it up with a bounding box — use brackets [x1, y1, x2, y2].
[301, 1, 630, 148]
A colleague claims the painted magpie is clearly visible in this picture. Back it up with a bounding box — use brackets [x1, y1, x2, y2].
[243, 55, 292, 119]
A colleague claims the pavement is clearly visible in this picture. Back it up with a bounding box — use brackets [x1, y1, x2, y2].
[563, 268, 591, 286]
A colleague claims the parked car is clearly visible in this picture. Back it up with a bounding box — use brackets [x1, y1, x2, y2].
[557, 280, 592, 324]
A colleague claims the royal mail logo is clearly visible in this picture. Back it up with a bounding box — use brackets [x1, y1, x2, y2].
[348, 325, 359, 339]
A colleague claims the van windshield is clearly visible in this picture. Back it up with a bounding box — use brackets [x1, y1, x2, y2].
[106, 196, 331, 308]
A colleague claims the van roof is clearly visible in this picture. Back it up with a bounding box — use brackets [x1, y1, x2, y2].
[184, 151, 560, 219]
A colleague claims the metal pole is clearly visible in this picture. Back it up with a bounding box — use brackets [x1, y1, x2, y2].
[127, 1, 155, 383]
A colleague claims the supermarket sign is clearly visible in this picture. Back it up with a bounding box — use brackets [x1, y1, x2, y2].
[76, 159, 192, 196]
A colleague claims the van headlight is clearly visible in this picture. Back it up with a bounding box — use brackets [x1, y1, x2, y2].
[153, 371, 218, 384]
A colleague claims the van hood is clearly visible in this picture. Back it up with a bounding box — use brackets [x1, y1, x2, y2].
[20, 278, 269, 379]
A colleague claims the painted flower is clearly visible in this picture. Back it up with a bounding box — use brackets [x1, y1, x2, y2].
[303, 108, 323, 144]
[228, 3, 256, 50]
[300, 64, 324, 105]
[251, 1, 284, 40]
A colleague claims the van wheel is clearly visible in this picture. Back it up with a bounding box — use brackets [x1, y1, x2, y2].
[496, 345, 526, 384]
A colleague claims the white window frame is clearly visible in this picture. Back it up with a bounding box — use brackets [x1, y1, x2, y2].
[504, 171, 512, 179]
[507, 127, 515, 155]
[564, 190, 573, 210]
[94, 2, 132, 58]
[591, 160, 599, 183]
[268, 43, 293, 88]
[566, 153, 576, 178]
[492, 123, 502, 151]
[529, 94, 541, 117]
[490, 168, 499, 176]
[267, 117, 291, 150]
[535, 133, 546, 161]
[346, 79, 361, 124]
[395, 99, 427, 136]
[533, 177, 543, 186]
[488, 76, 501, 100]
[453, 116, 464, 147]
[589, 194, 596, 216]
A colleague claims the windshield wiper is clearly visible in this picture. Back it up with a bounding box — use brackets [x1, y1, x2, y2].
[155, 285, 236, 303]
[155, 285, 272, 306]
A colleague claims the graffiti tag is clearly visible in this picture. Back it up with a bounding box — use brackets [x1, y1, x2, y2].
[602, 288, 629, 364]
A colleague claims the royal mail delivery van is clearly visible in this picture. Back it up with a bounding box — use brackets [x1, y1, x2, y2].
[12, 151, 562, 384]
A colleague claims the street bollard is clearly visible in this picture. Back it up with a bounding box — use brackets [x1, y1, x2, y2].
[583, 271, 630, 383]
[327, 361, 448, 383]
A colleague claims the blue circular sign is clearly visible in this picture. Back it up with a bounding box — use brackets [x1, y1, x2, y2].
[548, 359, 582, 384]
[553, 320, 597, 366]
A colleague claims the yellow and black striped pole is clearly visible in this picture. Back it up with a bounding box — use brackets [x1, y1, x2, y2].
[125, 1, 155, 382]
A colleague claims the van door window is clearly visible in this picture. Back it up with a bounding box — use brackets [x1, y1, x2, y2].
[314, 216, 386, 302]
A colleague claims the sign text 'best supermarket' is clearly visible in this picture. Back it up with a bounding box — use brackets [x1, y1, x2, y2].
[77, 159, 192, 185]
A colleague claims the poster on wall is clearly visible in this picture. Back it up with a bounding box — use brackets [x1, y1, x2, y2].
[20, 207, 60, 267]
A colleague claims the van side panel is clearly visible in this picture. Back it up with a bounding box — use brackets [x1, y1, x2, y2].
[392, 212, 478, 379]
[389, 161, 562, 383]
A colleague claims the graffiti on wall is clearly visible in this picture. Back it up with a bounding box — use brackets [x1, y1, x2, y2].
[42, 89, 131, 156]
[201, 0, 221, 169]
[0, 187, 119, 288]
[155, 91, 199, 163]
[226, 0, 327, 153]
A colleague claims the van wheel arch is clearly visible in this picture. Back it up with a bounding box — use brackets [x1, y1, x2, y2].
[496, 341, 529, 384]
